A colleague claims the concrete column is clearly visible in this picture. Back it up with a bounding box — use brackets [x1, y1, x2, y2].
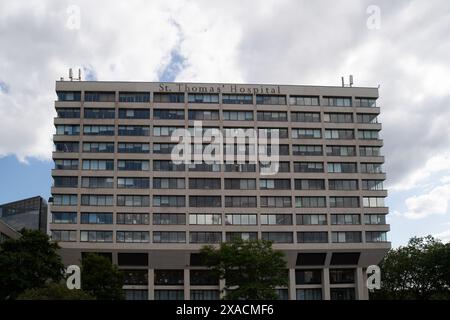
[219, 278, 226, 299]
[148, 269, 154, 300]
[184, 269, 190, 300]
[323, 268, 330, 300]
[356, 267, 368, 300]
[288, 268, 296, 300]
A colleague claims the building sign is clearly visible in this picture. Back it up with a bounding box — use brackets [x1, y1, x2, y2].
[159, 83, 282, 95]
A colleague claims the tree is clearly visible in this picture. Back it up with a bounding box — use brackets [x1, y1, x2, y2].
[200, 239, 288, 300]
[81, 253, 124, 300]
[0, 229, 65, 300]
[371, 236, 450, 300]
[17, 283, 95, 300]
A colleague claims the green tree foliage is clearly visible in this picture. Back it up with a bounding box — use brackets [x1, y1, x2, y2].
[17, 283, 95, 300]
[200, 239, 288, 300]
[371, 236, 450, 300]
[81, 253, 124, 300]
[0, 229, 65, 300]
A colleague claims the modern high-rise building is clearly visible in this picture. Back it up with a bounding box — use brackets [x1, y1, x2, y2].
[50, 80, 389, 300]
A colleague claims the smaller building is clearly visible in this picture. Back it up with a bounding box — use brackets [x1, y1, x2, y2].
[0, 196, 48, 234]
[0, 219, 20, 242]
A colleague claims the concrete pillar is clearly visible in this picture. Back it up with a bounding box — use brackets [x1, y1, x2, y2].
[323, 268, 330, 300]
[148, 269, 154, 300]
[356, 267, 368, 300]
[184, 269, 190, 300]
[289, 268, 296, 300]
[219, 278, 226, 299]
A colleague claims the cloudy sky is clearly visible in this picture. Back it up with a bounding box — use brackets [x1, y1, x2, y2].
[0, 0, 449, 247]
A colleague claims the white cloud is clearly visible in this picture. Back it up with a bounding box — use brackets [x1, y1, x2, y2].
[399, 184, 450, 219]
[434, 229, 450, 243]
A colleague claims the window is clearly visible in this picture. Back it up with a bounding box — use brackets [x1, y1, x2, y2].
[51, 230, 76, 242]
[326, 145, 356, 156]
[116, 195, 150, 207]
[257, 111, 287, 121]
[260, 161, 290, 173]
[53, 194, 77, 206]
[295, 270, 322, 284]
[80, 230, 113, 242]
[57, 91, 81, 101]
[366, 231, 388, 242]
[261, 214, 292, 225]
[225, 214, 257, 225]
[154, 160, 185, 172]
[331, 288, 355, 300]
[276, 289, 289, 301]
[256, 95, 286, 105]
[330, 269, 355, 284]
[323, 96, 352, 107]
[190, 232, 222, 244]
[84, 91, 115, 102]
[357, 113, 378, 123]
[82, 159, 114, 170]
[154, 270, 184, 285]
[188, 110, 219, 120]
[291, 112, 320, 122]
[153, 178, 185, 189]
[52, 212, 77, 224]
[226, 232, 258, 241]
[123, 270, 148, 286]
[291, 128, 322, 139]
[54, 159, 78, 170]
[331, 214, 360, 225]
[295, 197, 326, 208]
[361, 162, 384, 173]
[84, 108, 115, 119]
[188, 93, 219, 104]
[224, 162, 255, 172]
[154, 195, 185, 207]
[362, 180, 384, 190]
[83, 125, 115, 136]
[331, 231, 362, 243]
[359, 146, 381, 157]
[153, 231, 186, 243]
[355, 97, 377, 107]
[329, 197, 359, 208]
[297, 232, 328, 243]
[153, 109, 184, 120]
[118, 108, 150, 119]
[117, 177, 150, 189]
[325, 129, 354, 140]
[117, 213, 149, 225]
[364, 214, 386, 225]
[260, 196, 292, 208]
[118, 125, 150, 136]
[258, 127, 289, 139]
[81, 195, 113, 206]
[292, 145, 322, 156]
[328, 179, 358, 190]
[189, 214, 222, 225]
[83, 142, 114, 153]
[223, 110, 254, 121]
[296, 214, 327, 225]
[289, 96, 319, 106]
[80, 212, 113, 224]
[153, 126, 183, 137]
[54, 142, 79, 153]
[260, 179, 291, 190]
[363, 197, 385, 207]
[296, 289, 322, 300]
[323, 113, 353, 123]
[55, 125, 79, 135]
[53, 176, 78, 188]
[358, 130, 379, 140]
[154, 92, 185, 103]
[117, 231, 149, 243]
[327, 162, 357, 173]
[154, 290, 184, 300]
[293, 162, 324, 172]
[118, 160, 149, 171]
[189, 178, 221, 189]
[81, 177, 113, 188]
[262, 232, 293, 243]
[153, 213, 185, 225]
[118, 143, 149, 153]
[188, 162, 221, 172]
[294, 179, 325, 190]
[124, 290, 148, 300]
[55, 108, 81, 124]
[118, 92, 150, 102]
[257, 144, 289, 156]
[224, 179, 256, 190]
[222, 94, 253, 104]
[190, 290, 220, 300]
[190, 196, 222, 207]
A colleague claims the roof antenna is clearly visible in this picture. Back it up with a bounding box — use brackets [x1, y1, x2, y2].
[349, 75, 354, 87]
[341, 76, 345, 87]
[69, 68, 73, 81]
